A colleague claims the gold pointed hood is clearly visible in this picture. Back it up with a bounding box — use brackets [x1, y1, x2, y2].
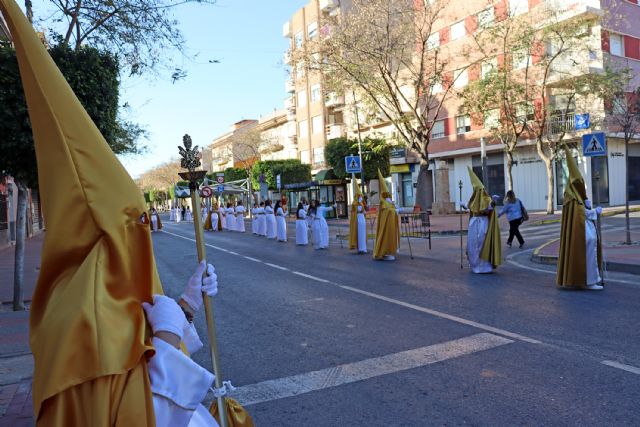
[467, 166, 491, 215]
[378, 169, 391, 199]
[0, 0, 162, 416]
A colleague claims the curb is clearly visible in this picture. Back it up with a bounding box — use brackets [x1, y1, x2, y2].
[530, 239, 640, 275]
[529, 206, 640, 227]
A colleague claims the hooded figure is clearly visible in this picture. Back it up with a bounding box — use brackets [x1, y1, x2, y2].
[556, 147, 603, 290]
[466, 167, 502, 273]
[373, 170, 400, 260]
[349, 179, 368, 253]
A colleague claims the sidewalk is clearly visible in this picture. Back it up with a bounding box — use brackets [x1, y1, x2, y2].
[0, 234, 41, 425]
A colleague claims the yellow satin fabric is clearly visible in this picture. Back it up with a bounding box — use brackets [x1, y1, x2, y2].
[0, 0, 162, 419]
[210, 397, 255, 427]
[373, 200, 400, 259]
[348, 201, 362, 250]
[204, 211, 214, 231]
[479, 208, 502, 268]
[557, 147, 589, 288]
[37, 359, 156, 427]
[151, 213, 163, 231]
[467, 167, 491, 215]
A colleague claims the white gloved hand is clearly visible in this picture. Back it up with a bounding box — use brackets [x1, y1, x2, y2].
[182, 322, 204, 354]
[596, 206, 603, 215]
[142, 295, 185, 340]
[585, 200, 592, 209]
[181, 261, 218, 312]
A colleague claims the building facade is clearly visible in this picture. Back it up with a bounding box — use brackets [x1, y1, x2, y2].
[257, 109, 299, 162]
[207, 119, 259, 172]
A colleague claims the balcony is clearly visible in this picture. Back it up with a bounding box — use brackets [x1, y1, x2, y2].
[544, 112, 576, 136]
[320, 0, 339, 13]
[541, 0, 602, 23]
[286, 109, 296, 121]
[325, 123, 346, 140]
[325, 92, 345, 108]
[284, 96, 296, 110]
[284, 49, 292, 65]
[285, 79, 295, 93]
[283, 21, 292, 38]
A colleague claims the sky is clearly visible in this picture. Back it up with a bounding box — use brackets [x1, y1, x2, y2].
[31, 0, 309, 178]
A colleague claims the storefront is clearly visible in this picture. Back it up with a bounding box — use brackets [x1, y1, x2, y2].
[284, 169, 348, 219]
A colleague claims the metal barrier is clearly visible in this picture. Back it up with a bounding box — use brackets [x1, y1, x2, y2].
[399, 211, 431, 259]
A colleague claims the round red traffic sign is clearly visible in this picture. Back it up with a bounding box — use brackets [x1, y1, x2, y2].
[201, 186, 213, 198]
[216, 175, 224, 184]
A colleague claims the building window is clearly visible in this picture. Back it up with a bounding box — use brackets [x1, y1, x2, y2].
[510, 0, 528, 16]
[481, 58, 497, 78]
[310, 84, 321, 103]
[450, 21, 466, 41]
[312, 115, 324, 134]
[477, 8, 494, 28]
[307, 22, 318, 40]
[610, 33, 624, 56]
[295, 31, 304, 49]
[297, 90, 307, 108]
[456, 115, 471, 134]
[484, 109, 500, 129]
[299, 120, 309, 139]
[454, 69, 468, 88]
[313, 147, 325, 164]
[300, 150, 310, 164]
[432, 119, 446, 138]
[427, 32, 440, 49]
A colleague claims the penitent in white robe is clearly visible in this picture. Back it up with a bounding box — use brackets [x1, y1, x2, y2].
[310, 206, 332, 249]
[226, 208, 236, 231]
[185, 210, 193, 222]
[467, 214, 493, 274]
[276, 207, 287, 242]
[169, 209, 176, 222]
[585, 208, 602, 285]
[265, 206, 277, 239]
[236, 206, 246, 233]
[296, 209, 309, 245]
[356, 205, 367, 253]
[251, 209, 258, 234]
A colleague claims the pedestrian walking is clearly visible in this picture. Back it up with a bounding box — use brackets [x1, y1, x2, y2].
[185, 206, 193, 222]
[256, 201, 267, 237]
[295, 202, 309, 245]
[265, 200, 277, 239]
[498, 190, 526, 248]
[309, 200, 332, 250]
[275, 200, 287, 242]
[236, 201, 246, 233]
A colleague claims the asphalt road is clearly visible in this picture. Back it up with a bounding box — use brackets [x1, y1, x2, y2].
[152, 214, 640, 426]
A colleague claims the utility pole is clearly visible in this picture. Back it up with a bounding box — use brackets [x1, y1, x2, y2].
[352, 89, 366, 195]
[481, 137, 488, 191]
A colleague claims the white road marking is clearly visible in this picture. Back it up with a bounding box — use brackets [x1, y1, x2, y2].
[231, 333, 512, 407]
[264, 262, 289, 271]
[601, 360, 640, 375]
[162, 229, 543, 344]
[244, 256, 262, 263]
[227, 251, 239, 255]
[293, 271, 330, 283]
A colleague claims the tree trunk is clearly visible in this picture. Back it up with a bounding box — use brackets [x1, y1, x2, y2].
[414, 159, 432, 212]
[13, 183, 28, 311]
[536, 141, 555, 214]
[625, 136, 631, 245]
[505, 150, 514, 192]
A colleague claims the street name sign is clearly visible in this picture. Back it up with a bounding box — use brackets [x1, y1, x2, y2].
[345, 156, 362, 173]
[582, 132, 606, 157]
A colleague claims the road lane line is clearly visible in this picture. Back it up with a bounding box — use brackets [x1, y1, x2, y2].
[231, 333, 512, 407]
[227, 251, 239, 255]
[601, 360, 640, 375]
[264, 262, 289, 271]
[293, 271, 330, 283]
[337, 284, 542, 344]
[244, 256, 262, 263]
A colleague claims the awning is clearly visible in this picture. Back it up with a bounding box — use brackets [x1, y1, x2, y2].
[314, 169, 336, 182]
[174, 186, 190, 198]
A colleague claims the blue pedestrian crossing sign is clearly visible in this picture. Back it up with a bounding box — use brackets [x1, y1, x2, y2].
[582, 132, 606, 157]
[345, 156, 362, 173]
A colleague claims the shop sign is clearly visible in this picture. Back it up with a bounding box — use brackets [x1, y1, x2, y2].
[390, 147, 406, 158]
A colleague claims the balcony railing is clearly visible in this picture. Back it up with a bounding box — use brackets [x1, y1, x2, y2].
[319, 0, 339, 13]
[325, 92, 345, 108]
[325, 123, 346, 140]
[283, 50, 292, 65]
[544, 112, 575, 136]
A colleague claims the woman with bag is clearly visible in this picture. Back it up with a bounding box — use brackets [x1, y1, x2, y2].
[499, 190, 526, 248]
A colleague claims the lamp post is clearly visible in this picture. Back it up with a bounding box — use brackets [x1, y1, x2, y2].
[178, 134, 229, 427]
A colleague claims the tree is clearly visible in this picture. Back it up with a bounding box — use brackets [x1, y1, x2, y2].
[302, 0, 482, 210]
[325, 137, 390, 180]
[223, 167, 248, 183]
[35, 0, 216, 77]
[251, 160, 312, 190]
[606, 85, 640, 245]
[0, 43, 140, 310]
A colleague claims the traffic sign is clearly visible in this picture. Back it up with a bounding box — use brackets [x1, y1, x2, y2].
[575, 113, 590, 130]
[217, 185, 225, 193]
[201, 186, 213, 198]
[216, 173, 224, 184]
[276, 174, 282, 190]
[582, 132, 606, 157]
[345, 156, 361, 173]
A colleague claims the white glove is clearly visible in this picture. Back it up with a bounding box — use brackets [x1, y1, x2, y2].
[142, 295, 185, 340]
[595, 206, 603, 215]
[181, 260, 218, 312]
[182, 322, 204, 354]
[585, 200, 592, 209]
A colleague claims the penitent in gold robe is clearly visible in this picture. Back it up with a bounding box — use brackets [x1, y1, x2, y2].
[373, 199, 400, 259]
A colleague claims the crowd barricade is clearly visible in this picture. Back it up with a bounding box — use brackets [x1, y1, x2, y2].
[399, 211, 432, 259]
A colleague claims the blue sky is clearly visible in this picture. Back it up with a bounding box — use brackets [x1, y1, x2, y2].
[31, 0, 308, 177]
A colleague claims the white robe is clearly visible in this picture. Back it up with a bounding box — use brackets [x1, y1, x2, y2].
[176, 209, 182, 223]
[310, 206, 331, 249]
[236, 206, 246, 233]
[296, 209, 309, 245]
[149, 337, 219, 427]
[265, 206, 277, 239]
[256, 207, 267, 236]
[218, 208, 226, 230]
[251, 208, 258, 234]
[467, 215, 493, 273]
[150, 213, 159, 231]
[276, 207, 287, 242]
[185, 210, 193, 222]
[585, 208, 602, 285]
[226, 208, 236, 231]
[170, 209, 176, 222]
[356, 205, 367, 253]
[201, 207, 208, 224]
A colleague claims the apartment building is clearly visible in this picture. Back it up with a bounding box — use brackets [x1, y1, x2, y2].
[257, 109, 299, 162]
[207, 119, 259, 172]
